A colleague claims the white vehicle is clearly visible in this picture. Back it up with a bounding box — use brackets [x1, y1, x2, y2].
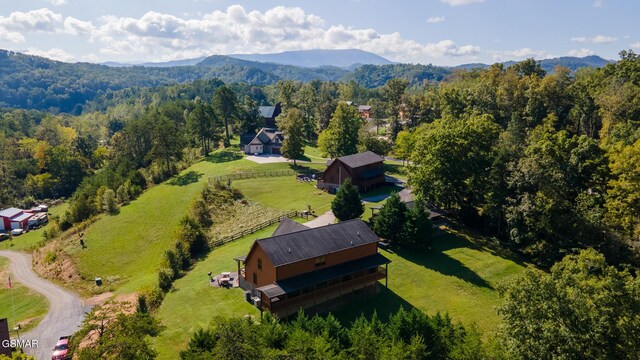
[10, 228, 24, 236]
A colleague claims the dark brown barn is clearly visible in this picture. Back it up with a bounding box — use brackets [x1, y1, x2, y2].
[317, 151, 385, 193]
[235, 218, 390, 318]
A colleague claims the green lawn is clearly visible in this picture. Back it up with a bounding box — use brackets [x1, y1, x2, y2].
[0, 203, 69, 251]
[333, 230, 527, 333]
[232, 176, 334, 215]
[153, 226, 275, 359]
[0, 257, 48, 332]
[69, 151, 309, 294]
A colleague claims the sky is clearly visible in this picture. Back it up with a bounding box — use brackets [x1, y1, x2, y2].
[0, 0, 638, 66]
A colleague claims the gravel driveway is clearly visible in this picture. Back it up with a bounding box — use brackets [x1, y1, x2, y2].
[304, 211, 336, 228]
[0, 250, 87, 360]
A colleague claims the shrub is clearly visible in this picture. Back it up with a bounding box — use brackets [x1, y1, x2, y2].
[158, 268, 174, 292]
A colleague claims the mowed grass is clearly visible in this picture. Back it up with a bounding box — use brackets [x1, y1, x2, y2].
[70, 152, 305, 293]
[0, 203, 69, 251]
[0, 257, 48, 332]
[333, 230, 528, 334]
[153, 226, 275, 359]
[232, 176, 334, 215]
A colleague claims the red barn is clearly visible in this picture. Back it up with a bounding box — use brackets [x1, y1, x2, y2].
[0, 207, 32, 231]
[317, 151, 385, 193]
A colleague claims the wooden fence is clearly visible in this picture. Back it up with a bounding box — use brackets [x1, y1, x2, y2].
[209, 169, 297, 184]
[211, 210, 300, 248]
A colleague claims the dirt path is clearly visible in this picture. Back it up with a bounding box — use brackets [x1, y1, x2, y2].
[0, 250, 87, 360]
[304, 211, 336, 228]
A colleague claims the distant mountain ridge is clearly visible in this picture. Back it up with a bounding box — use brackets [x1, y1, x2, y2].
[228, 49, 393, 68]
[101, 49, 392, 69]
[455, 55, 612, 72]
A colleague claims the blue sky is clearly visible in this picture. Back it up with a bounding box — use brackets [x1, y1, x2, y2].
[0, 0, 637, 65]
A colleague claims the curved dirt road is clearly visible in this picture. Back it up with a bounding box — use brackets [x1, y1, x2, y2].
[0, 250, 87, 360]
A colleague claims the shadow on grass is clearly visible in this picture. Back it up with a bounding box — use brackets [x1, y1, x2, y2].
[395, 234, 494, 289]
[168, 171, 204, 186]
[331, 286, 417, 324]
[205, 150, 243, 163]
[289, 163, 321, 175]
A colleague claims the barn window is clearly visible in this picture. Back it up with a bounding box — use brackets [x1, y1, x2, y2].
[315, 256, 326, 266]
[253, 272, 258, 284]
[258, 258, 262, 270]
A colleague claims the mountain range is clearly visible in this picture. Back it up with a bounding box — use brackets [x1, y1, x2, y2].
[0, 48, 614, 113]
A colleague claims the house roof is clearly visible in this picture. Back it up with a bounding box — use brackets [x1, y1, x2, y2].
[11, 213, 32, 222]
[336, 151, 383, 169]
[257, 253, 390, 298]
[0, 208, 22, 218]
[255, 219, 379, 267]
[259, 106, 277, 118]
[248, 128, 283, 146]
[358, 105, 372, 111]
[272, 218, 308, 237]
[240, 132, 257, 146]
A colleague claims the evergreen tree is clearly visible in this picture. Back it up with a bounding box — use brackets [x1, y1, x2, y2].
[331, 178, 364, 221]
[213, 86, 238, 147]
[373, 192, 407, 244]
[402, 200, 433, 249]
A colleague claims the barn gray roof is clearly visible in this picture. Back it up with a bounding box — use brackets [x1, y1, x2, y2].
[337, 151, 383, 169]
[256, 219, 379, 267]
[272, 218, 308, 237]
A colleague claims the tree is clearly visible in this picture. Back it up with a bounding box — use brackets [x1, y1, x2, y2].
[394, 130, 415, 165]
[497, 249, 640, 359]
[278, 108, 305, 166]
[148, 110, 184, 175]
[383, 78, 409, 140]
[402, 200, 434, 250]
[214, 86, 238, 147]
[276, 80, 297, 111]
[331, 178, 364, 221]
[318, 102, 362, 158]
[605, 138, 640, 241]
[295, 83, 319, 140]
[373, 192, 407, 244]
[409, 115, 500, 212]
[187, 99, 219, 155]
[102, 188, 118, 214]
[69, 301, 163, 360]
[238, 95, 262, 134]
[358, 129, 391, 156]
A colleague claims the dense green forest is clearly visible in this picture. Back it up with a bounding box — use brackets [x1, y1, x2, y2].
[2, 49, 640, 359]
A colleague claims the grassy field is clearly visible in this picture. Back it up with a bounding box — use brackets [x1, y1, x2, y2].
[0, 203, 69, 251]
[0, 257, 48, 332]
[153, 226, 274, 359]
[69, 151, 318, 294]
[153, 223, 527, 358]
[233, 176, 334, 215]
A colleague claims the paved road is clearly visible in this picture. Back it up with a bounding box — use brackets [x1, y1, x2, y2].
[304, 211, 336, 228]
[0, 251, 87, 360]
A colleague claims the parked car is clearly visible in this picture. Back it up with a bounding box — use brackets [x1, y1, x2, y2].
[51, 336, 70, 360]
[0, 233, 8, 241]
[10, 228, 23, 236]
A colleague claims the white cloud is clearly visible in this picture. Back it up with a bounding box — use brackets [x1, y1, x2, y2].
[47, 0, 68, 5]
[86, 5, 480, 63]
[441, 0, 484, 6]
[25, 47, 75, 62]
[567, 48, 595, 57]
[0, 8, 64, 43]
[63, 17, 94, 35]
[427, 16, 445, 24]
[630, 42, 640, 50]
[593, 35, 617, 44]
[571, 35, 617, 44]
[491, 48, 547, 61]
